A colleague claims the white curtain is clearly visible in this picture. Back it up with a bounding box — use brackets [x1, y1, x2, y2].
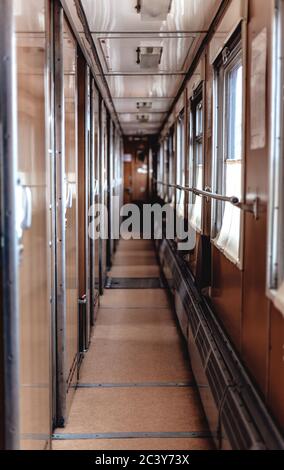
[214, 161, 242, 263]
[189, 164, 203, 231]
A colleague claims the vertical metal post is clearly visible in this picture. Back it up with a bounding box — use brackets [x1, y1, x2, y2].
[0, 0, 20, 450]
[85, 65, 91, 347]
[98, 97, 104, 295]
[53, 0, 67, 427]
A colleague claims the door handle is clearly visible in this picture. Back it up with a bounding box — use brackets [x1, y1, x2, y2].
[21, 186, 33, 231]
[94, 179, 99, 196]
[16, 179, 33, 258]
[65, 178, 73, 213]
[66, 182, 73, 209]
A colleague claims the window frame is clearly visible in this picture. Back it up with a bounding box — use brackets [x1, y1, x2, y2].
[168, 125, 175, 204]
[157, 141, 164, 198]
[188, 82, 204, 233]
[176, 110, 185, 213]
[267, 0, 284, 311]
[176, 110, 185, 186]
[190, 83, 204, 197]
[211, 27, 245, 268]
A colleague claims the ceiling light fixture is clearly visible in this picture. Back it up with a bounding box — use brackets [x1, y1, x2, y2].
[136, 114, 150, 123]
[135, 0, 172, 21]
[136, 46, 163, 69]
[136, 102, 152, 110]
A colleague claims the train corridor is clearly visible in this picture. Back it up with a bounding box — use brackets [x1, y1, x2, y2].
[2, 0, 284, 454]
[52, 239, 212, 451]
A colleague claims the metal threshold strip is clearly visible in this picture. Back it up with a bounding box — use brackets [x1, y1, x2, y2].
[53, 432, 212, 441]
[75, 382, 196, 389]
[105, 277, 164, 289]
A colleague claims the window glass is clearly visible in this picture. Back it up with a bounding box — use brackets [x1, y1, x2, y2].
[176, 113, 185, 216]
[168, 126, 175, 205]
[226, 63, 243, 161]
[189, 88, 203, 231]
[163, 139, 169, 201]
[158, 143, 164, 197]
[212, 38, 243, 266]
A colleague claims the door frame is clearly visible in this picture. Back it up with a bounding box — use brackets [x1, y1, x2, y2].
[54, 1, 68, 427]
[90, 79, 100, 323]
[0, 0, 20, 450]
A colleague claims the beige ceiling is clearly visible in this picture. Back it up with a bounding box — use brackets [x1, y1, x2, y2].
[79, 0, 223, 136]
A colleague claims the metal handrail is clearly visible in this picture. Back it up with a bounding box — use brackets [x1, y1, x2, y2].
[155, 180, 260, 219]
[155, 180, 240, 205]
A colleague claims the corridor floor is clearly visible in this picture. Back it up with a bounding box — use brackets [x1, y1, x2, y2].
[52, 239, 212, 450]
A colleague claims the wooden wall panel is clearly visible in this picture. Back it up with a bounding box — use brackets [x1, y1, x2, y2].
[241, 0, 272, 397]
[211, 248, 242, 352]
[268, 306, 284, 429]
[0, 289, 4, 449]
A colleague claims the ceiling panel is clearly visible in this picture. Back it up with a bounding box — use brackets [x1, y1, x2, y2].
[123, 122, 160, 129]
[106, 75, 183, 99]
[81, 0, 222, 33]
[124, 130, 157, 135]
[96, 35, 196, 74]
[114, 97, 173, 113]
[119, 112, 166, 122]
[77, 0, 223, 136]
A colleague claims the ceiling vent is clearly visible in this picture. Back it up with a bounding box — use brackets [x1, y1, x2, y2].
[136, 46, 163, 69]
[137, 114, 150, 123]
[137, 102, 152, 111]
[136, 0, 172, 21]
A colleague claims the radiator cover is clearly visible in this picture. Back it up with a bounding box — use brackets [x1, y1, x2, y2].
[158, 238, 284, 450]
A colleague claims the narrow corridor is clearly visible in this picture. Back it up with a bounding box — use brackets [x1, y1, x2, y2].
[52, 240, 212, 450]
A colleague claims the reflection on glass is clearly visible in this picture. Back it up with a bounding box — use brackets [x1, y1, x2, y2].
[227, 64, 243, 161]
[63, 19, 78, 391]
[15, 0, 50, 451]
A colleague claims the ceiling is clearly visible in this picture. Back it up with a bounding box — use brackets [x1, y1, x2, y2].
[79, 0, 223, 136]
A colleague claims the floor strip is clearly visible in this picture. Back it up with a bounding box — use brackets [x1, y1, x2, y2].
[75, 382, 196, 389]
[53, 432, 211, 441]
[105, 277, 164, 289]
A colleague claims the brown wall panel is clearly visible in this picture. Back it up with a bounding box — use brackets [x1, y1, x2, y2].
[268, 305, 284, 430]
[0, 286, 4, 449]
[242, 213, 270, 395]
[211, 247, 242, 352]
[241, 0, 272, 397]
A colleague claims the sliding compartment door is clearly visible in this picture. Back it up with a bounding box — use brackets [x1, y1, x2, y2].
[90, 82, 100, 323]
[62, 16, 79, 417]
[14, 0, 52, 449]
[54, 6, 79, 425]
[99, 102, 108, 294]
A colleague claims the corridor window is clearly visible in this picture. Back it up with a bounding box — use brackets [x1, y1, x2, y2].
[176, 112, 185, 216]
[268, 0, 284, 312]
[168, 127, 175, 204]
[163, 139, 169, 202]
[157, 143, 164, 198]
[212, 33, 243, 266]
[189, 84, 203, 231]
